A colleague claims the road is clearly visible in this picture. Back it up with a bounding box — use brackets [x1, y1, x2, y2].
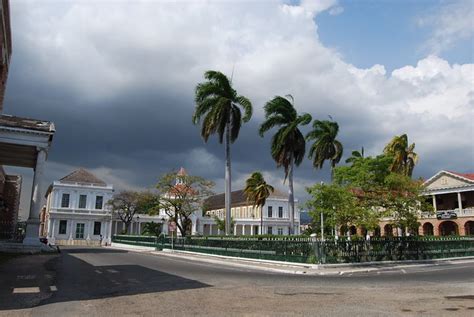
[1, 247, 474, 316]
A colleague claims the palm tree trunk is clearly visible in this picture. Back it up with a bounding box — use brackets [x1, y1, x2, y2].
[225, 120, 232, 235]
[260, 206, 263, 235]
[288, 158, 295, 235]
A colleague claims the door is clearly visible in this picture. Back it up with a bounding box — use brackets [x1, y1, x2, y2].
[75, 223, 85, 239]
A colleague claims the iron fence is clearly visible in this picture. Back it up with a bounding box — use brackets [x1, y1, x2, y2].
[112, 235, 474, 264]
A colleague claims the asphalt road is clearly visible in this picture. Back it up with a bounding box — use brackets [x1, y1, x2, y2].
[1, 247, 474, 316]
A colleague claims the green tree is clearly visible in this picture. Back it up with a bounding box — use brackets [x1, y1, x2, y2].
[142, 222, 162, 237]
[306, 119, 343, 179]
[155, 170, 214, 237]
[243, 171, 274, 234]
[193, 70, 252, 235]
[259, 95, 311, 235]
[108, 191, 151, 234]
[383, 134, 419, 177]
[345, 147, 364, 165]
[212, 215, 236, 234]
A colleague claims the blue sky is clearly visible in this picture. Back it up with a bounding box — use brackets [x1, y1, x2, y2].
[315, 0, 473, 72]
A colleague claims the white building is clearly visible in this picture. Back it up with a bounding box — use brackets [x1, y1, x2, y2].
[200, 189, 300, 236]
[42, 169, 114, 246]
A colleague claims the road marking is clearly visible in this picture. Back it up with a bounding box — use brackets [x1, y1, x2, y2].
[50, 285, 58, 291]
[95, 270, 102, 274]
[401, 269, 407, 274]
[107, 269, 119, 274]
[16, 275, 36, 280]
[12, 287, 40, 294]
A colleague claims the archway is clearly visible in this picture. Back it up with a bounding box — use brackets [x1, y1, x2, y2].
[422, 222, 434, 236]
[384, 224, 393, 237]
[373, 226, 381, 237]
[464, 221, 474, 236]
[349, 225, 357, 236]
[439, 221, 458, 236]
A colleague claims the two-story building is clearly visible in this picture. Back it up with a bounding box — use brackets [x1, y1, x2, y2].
[42, 169, 114, 245]
[200, 189, 299, 236]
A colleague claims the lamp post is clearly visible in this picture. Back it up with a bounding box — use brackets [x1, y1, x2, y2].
[136, 215, 140, 235]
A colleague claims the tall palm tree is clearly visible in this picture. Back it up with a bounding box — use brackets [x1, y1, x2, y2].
[345, 147, 364, 165]
[306, 119, 343, 180]
[383, 134, 418, 177]
[244, 172, 274, 235]
[193, 70, 252, 235]
[259, 95, 311, 235]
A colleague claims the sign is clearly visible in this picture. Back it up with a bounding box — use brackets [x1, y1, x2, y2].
[168, 221, 177, 232]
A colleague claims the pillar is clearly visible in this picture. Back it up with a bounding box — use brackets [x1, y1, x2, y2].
[250, 225, 254, 236]
[138, 221, 141, 235]
[233, 224, 237, 236]
[114, 221, 118, 235]
[432, 195, 437, 212]
[23, 148, 47, 245]
[457, 192, 463, 214]
[86, 220, 92, 240]
[49, 218, 56, 244]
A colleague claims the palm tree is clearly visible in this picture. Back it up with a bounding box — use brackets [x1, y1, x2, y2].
[306, 119, 343, 180]
[193, 70, 252, 235]
[259, 95, 311, 235]
[345, 147, 364, 165]
[244, 172, 274, 235]
[383, 134, 418, 177]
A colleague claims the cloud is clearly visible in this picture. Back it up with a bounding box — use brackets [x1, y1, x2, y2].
[4, 0, 473, 214]
[329, 6, 344, 16]
[417, 0, 474, 54]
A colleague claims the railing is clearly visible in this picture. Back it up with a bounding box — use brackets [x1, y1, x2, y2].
[112, 235, 474, 264]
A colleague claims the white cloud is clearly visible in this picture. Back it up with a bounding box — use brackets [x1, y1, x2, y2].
[417, 0, 474, 54]
[9, 0, 474, 201]
[329, 6, 344, 16]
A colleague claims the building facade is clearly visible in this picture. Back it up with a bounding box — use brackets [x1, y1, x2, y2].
[43, 169, 114, 246]
[111, 168, 299, 237]
[375, 170, 474, 237]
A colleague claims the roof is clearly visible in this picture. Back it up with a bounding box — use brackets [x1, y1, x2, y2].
[59, 169, 107, 186]
[177, 167, 187, 176]
[447, 171, 474, 181]
[0, 114, 55, 133]
[203, 189, 288, 211]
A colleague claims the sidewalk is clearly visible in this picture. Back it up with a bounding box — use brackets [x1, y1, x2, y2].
[109, 242, 474, 276]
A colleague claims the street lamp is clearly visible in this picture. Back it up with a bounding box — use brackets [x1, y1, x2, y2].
[136, 215, 140, 235]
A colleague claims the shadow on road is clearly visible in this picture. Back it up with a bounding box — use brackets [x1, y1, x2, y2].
[0, 247, 210, 311]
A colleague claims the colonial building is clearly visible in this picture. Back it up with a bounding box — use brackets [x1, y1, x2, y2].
[111, 168, 299, 237]
[376, 170, 474, 237]
[200, 189, 300, 236]
[42, 169, 114, 246]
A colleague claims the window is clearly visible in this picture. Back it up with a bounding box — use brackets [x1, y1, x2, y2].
[75, 223, 85, 239]
[95, 196, 103, 209]
[277, 228, 283, 235]
[93, 222, 101, 235]
[267, 226, 273, 235]
[59, 220, 67, 234]
[79, 195, 87, 209]
[61, 193, 70, 208]
[268, 206, 272, 218]
[278, 206, 283, 218]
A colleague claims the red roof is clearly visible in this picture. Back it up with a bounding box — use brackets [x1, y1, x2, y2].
[448, 171, 474, 181]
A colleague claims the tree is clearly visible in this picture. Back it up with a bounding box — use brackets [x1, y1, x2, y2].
[306, 119, 343, 179]
[212, 215, 235, 234]
[259, 95, 311, 235]
[383, 134, 419, 177]
[306, 183, 379, 237]
[345, 147, 364, 165]
[155, 170, 214, 237]
[193, 70, 252, 235]
[243, 172, 274, 235]
[142, 222, 162, 237]
[108, 191, 149, 234]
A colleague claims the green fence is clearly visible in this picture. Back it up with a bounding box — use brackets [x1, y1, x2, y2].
[112, 235, 474, 264]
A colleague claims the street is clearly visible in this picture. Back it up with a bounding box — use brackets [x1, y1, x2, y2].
[1, 247, 474, 316]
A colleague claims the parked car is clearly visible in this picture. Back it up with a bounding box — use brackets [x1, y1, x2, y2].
[436, 210, 457, 220]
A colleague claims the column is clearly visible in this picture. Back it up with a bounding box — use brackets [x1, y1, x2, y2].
[242, 224, 246, 235]
[23, 148, 47, 245]
[432, 195, 437, 212]
[457, 192, 463, 214]
[86, 220, 92, 240]
[234, 224, 237, 236]
[114, 221, 118, 235]
[50, 219, 56, 244]
[250, 225, 254, 236]
[69, 220, 74, 241]
[138, 221, 141, 235]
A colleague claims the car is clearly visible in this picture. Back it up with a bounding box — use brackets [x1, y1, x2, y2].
[436, 210, 457, 220]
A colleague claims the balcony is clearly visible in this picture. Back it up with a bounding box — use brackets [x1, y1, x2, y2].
[421, 208, 474, 219]
[52, 208, 110, 215]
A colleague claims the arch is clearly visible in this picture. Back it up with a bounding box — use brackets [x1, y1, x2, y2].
[439, 221, 458, 236]
[349, 225, 357, 236]
[464, 221, 474, 236]
[384, 224, 393, 237]
[422, 222, 434, 236]
[373, 226, 381, 237]
[340, 225, 347, 236]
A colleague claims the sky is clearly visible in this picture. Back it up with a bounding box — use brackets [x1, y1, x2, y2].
[3, 0, 473, 219]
